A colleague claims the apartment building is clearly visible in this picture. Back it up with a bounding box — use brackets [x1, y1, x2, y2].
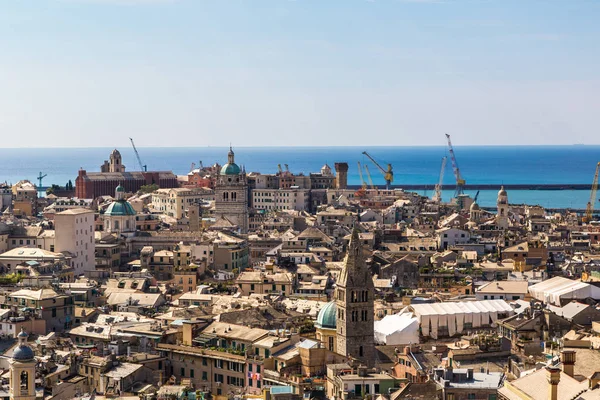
[55, 208, 95, 276]
[252, 188, 310, 212]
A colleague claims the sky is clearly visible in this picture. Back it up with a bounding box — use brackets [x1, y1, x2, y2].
[1, 0, 600, 148]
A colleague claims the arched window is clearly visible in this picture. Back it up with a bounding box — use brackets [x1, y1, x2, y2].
[223, 192, 229, 201]
[114, 220, 120, 230]
[125, 220, 130, 229]
[232, 192, 237, 201]
[20, 371, 28, 389]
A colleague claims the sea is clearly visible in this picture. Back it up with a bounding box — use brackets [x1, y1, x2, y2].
[1, 146, 599, 209]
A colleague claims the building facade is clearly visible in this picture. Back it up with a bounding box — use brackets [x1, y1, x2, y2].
[55, 208, 95, 276]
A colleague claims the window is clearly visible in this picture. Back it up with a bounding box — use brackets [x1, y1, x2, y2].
[181, 367, 185, 377]
[359, 346, 363, 357]
[328, 337, 334, 351]
[202, 371, 207, 381]
[467, 395, 476, 400]
[256, 365, 261, 373]
[190, 369, 194, 378]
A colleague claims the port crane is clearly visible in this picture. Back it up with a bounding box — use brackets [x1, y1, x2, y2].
[364, 164, 376, 190]
[473, 190, 480, 203]
[36, 172, 47, 190]
[433, 157, 447, 203]
[357, 162, 367, 190]
[584, 162, 600, 223]
[129, 137, 147, 172]
[445, 134, 466, 197]
[190, 162, 196, 172]
[362, 151, 393, 189]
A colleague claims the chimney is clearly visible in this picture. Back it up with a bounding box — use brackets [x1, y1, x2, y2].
[404, 346, 411, 356]
[560, 350, 576, 377]
[546, 366, 561, 400]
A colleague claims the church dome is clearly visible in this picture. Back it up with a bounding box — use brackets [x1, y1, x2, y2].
[13, 329, 34, 362]
[470, 202, 480, 211]
[220, 146, 241, 175]
[115, 184, 125, 193]
[13, 345, 34, 362]
[315, 301, 337, 329]
[220, 163, 241, 176]
[111, 149, 121, 156]
[498, 186, 507, 196]
[105, 200, 136, 216]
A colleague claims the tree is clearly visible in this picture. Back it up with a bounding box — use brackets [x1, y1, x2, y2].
[46, 184, 61, 195]
[66, 180, 74, 191]
[139, 184, 159, 194]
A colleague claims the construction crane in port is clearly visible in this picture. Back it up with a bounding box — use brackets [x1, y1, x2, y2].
[362, 151, 393, 189]
[190, 162, 196, 172]
[277, 164, 283, 175]
[129, 137, 147, 172]
[364, 164, 376, 190]
[473, 190, 480, 203]
[433, 157, 447, 203]
[357, 162, 367, 190]
[445, 134, 465, 197]
[36, 172, 47, 190]
[584, 162, 600, 223]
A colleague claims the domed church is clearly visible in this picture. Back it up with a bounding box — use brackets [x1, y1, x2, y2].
[103, 184, 137, 235]
[315, 301, 337, 353]
[214, 147, 248, 233]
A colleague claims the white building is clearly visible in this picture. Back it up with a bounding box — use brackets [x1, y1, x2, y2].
[409, 299, 514, 339]
[374, 313, 420, 345]
[252, 188, 310, 212]
[151, 187, 214, 219]
[528, 276, 600, 306]
[436, 227, 471, 250]
[55, 208, 95, 276]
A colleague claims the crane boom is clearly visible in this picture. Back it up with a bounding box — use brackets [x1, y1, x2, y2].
[445, 134, 465, 197]
[361, 151, 393, 189]
[357, 162, 367, 190]
[129, 137, 147, 172]
[585, 162, 600, 222]
[433, 157, 447, 203]
[364, 164, 376, 190]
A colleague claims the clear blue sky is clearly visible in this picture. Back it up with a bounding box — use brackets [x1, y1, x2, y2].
[1, 0, 599, 147]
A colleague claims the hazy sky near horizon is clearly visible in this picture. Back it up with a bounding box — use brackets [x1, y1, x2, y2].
[2, 0, 600, 148]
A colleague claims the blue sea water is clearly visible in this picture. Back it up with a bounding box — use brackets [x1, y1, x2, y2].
[0, 146, 598, 209]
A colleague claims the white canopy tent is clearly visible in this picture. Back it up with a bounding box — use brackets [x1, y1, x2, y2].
[528, 276, 600, 306]
[374, 313, 420, 345]
[410, 300, 514, 339]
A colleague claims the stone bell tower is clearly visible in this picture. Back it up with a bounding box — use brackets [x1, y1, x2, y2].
[335, 228, 375, 366]
[9, 329, 36, 400]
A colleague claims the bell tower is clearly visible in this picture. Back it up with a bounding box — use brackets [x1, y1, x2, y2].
[9, 329, 36, 400]
[496, 186, 509, 229]
[335, 228, 375, 366]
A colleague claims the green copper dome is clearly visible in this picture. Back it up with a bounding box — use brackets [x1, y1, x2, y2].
[105, 200, 136, 216]
[116, 184, 125, 192]
[315, 301, 337, 329]
[220, 163, 241, 175]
